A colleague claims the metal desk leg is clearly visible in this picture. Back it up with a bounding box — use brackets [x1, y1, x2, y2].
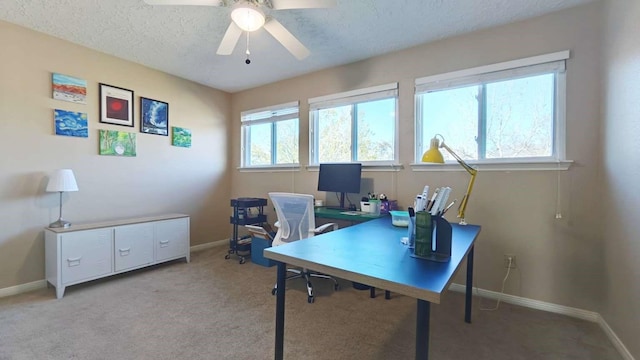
[416, 299, 431, 360]
[465, 245, 474, 323]
[275, 262, 286, 360]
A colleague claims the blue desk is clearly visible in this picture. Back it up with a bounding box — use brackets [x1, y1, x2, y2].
[264, 216, 480, 360]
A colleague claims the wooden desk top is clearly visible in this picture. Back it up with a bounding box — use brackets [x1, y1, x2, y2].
[264, 217, 480, 303]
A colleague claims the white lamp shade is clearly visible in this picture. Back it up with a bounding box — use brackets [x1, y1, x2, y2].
[46, 169, 79, 192]
[231, 5, 265, 32]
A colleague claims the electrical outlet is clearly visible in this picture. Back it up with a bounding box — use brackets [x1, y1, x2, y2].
[504, 254, 517, 269]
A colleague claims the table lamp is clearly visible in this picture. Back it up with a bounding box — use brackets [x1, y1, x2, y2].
[46, 169, 79, 228]
[422, 134, 477, 225]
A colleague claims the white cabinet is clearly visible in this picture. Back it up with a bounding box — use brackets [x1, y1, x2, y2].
[114, 223, 154, 272]
[45, 214, 189, 299]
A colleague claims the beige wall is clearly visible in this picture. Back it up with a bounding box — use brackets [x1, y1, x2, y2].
[0, 20, 232, 290]
[231, 2, 604, 311]
[602, 0, 640, 358]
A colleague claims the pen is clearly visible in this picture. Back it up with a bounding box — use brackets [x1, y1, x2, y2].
[426, 188, 440, 211]
[442, 199, 458, 215]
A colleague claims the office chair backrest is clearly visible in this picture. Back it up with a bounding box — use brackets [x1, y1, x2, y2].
[268, 192, 315, 247]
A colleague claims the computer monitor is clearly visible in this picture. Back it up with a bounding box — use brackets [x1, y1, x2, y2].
[317, 163, 362, 210]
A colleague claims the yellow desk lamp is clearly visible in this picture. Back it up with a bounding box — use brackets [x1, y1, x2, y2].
[422, 134, 477, 225]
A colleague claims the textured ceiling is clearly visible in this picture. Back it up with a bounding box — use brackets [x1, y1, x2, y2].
[0, 0, 594, 93]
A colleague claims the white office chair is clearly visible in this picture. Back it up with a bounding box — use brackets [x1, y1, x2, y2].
[268, 192, 339, 304]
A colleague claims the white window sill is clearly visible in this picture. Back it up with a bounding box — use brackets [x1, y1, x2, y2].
[410, 160, 573, 171]
[306, 164, 404, 172]
[238, 164, 301, 172]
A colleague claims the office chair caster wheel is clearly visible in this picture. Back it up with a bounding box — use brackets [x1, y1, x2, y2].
[239, 258, 245, 264]
[307, 296, 314, 304]
[272, 288, 277, 296]
[224, 254, 230, 259]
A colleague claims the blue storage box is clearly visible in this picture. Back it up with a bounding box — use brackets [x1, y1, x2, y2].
[250, 235, 275, 267]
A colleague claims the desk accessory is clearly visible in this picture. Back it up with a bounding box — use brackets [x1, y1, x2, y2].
[46, 169, 79, 228]
[412, 211, 452, 262]
[422, 134, 478, 225]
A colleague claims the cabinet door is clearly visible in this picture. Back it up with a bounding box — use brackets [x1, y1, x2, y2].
[155, 218, 189, 262]
[114, 223, 154, 272]
[61, 229, 113, 285]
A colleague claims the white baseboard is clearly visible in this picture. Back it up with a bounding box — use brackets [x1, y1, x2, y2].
[448, 283, 635, 360]
[190, 239, 228, 252]
[596, 313, 635, 360]
[0, 280, 47, 298]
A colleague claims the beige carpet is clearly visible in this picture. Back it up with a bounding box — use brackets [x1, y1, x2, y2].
[0, 246, 621, 360]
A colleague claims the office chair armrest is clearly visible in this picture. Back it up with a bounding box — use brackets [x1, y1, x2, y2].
[314, 222, 338, 234]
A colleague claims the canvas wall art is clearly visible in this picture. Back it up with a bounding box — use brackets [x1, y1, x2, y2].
[54, 109, 88, 138]
[98, 129, 136, 157]
[140, 97, 169, 136]
[172, 127, 192, 148]
[99, 83, 134, 127]
[52, 73, 87, 104]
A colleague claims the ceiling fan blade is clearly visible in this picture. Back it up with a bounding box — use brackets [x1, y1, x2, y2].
[216, 22, 243, 55]
[271, 0, 336, 10]
[263, 18, 310, 60]
[143, 0, 223, 6]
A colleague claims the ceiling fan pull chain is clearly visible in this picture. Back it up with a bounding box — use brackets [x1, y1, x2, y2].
[245, 31, 251, 64]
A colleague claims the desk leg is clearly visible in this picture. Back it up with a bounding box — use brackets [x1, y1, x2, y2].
[275, 262, 286, 360]
[416, 299, 431, 360]
[465, 245, 474, 323]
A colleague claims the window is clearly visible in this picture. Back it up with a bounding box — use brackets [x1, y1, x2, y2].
[241, 102, 299, 168]
[309, 83, 398, 165]
[415, 51, 569, 166]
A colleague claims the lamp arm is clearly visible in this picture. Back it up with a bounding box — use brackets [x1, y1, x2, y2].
[440, 142, 477, 176]
[441, 142, 478, 225]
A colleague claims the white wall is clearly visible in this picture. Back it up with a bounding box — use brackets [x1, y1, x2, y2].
[601, 0, 640, 358]
[0, 20, 232, 289]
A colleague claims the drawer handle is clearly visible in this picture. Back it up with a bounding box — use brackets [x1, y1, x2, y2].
[119, 248, 131, 256]
[67, 257, 82, 267]
[159, 240, 170, 248]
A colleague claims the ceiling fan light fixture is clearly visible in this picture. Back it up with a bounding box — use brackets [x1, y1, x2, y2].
[231, 5, 265, 32]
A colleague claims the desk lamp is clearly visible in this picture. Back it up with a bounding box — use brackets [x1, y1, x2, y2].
[422, 134, 477, 225]
[46, 169, 79, 228]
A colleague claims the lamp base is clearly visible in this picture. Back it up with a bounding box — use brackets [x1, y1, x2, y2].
[49, 219, 71, 228]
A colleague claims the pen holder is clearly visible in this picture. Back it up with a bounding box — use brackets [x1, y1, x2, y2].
[412, 212, 452, 262]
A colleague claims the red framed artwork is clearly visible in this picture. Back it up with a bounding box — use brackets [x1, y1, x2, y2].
[99, 83, 134, 127]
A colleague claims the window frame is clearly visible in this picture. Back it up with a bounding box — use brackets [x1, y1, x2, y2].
[308, 83, 399, 166]
[240, 101, 300, 169]
[413, 51, 572, 171]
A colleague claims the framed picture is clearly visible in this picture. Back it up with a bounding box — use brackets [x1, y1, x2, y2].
[99, 83, 134, 127]
[54, 109, 88, 138]
[140, 97, 169, 136]
[98, 129, 136, 157]
[172, 126, 192, 148]
[52, 73, 87, 104]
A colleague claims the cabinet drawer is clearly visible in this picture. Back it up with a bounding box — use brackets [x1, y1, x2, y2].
[155, 218, 188, 261]
[114, 223, 154, 272]
[61, 229, 113, 285]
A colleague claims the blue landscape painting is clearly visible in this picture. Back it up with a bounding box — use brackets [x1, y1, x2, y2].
[54, 109, 88, 138]
[141, 98, 169, 136]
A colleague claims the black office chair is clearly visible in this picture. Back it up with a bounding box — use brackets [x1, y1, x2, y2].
[268, 192, 339, 303]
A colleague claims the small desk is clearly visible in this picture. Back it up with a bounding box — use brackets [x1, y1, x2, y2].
[264, 217, 480, 360]
[314, 206, 386, 223]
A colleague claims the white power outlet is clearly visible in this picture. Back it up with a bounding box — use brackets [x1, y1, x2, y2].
[504, 254, 517, 269]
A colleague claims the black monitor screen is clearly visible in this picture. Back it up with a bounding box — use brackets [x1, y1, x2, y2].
[317, 163, 362, 194]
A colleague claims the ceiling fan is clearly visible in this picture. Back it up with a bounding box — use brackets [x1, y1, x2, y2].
[143, 0, 337, 61]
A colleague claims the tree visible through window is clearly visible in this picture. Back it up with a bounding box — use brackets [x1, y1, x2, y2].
[415, 56, 566, 163]
[241, 102, 299, 167]
[310, 84, 398, 165]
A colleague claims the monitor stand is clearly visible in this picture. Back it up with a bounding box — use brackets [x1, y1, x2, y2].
[324, 192, 354, 211]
